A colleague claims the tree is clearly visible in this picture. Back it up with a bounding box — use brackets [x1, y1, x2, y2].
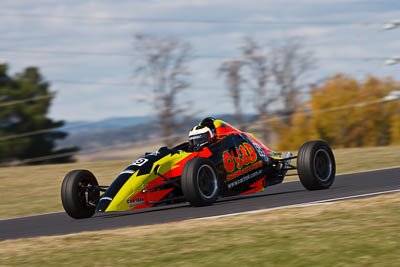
[0, 64, 78, 165]
[133, 34, 193, 146]
[219, 36, 314, 138]
[270, 37, 315, 124]
[240, 36, 277, 142]
[218, 58, 246, 130]
[240, 37, 272, 118]
[390, 113, 400, 145]
[273, 74, 400, 150]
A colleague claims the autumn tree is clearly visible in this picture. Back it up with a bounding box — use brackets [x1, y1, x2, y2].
[274, 74, 400, 150]
[390, 112, 400, 145]
[133, 34, 193, 146]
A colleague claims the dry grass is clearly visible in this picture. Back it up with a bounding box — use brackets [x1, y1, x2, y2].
[0, 145, 399, 219]
[1, 192, 399, 266]
[333, 145, 400, 174]
[0, 160, 130, 218]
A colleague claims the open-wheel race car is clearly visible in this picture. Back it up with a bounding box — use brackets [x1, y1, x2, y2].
[61, 117, 336, 219]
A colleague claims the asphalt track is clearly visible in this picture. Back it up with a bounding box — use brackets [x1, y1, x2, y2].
[1, 167, 399, 241]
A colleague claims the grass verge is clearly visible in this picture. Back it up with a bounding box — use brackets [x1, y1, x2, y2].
[1, 192, 400, 266]
[0, 145, 399, 219]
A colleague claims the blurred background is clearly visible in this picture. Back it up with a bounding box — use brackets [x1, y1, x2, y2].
[1, 0, 400, 165]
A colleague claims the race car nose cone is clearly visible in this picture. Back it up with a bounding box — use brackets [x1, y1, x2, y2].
[96, 197, 112, 212]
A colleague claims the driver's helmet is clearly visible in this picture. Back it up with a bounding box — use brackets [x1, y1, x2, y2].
[188, 125, 215, 151]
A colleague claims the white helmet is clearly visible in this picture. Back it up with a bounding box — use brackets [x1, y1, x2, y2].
[188, 125, 215, 151]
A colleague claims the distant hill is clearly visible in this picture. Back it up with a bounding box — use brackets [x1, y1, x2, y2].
[57, 114, 257, 151]
[61, 116, 153, 136]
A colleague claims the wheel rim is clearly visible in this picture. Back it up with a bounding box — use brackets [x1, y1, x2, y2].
[77, 177, 95, 207]
[196, 165, 218, 199]
[313, 149, 333, 182]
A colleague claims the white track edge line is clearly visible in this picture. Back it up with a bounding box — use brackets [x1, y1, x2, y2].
[189, 188, 400, 221]
[304, 188, 400, 204]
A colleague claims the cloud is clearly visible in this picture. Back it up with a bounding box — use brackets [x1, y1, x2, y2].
[1, 0, 399, 121]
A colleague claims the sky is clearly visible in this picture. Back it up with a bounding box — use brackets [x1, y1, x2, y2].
[1, 0, 399, 122]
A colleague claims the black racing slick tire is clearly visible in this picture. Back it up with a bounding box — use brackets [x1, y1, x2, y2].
[61, 170, 99, 219]
[181, 158, 219, 206]
[297, 140, 336, 190]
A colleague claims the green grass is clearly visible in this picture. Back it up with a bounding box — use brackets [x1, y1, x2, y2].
[1, 192, 400, 266]
[0, 145, 399, 219]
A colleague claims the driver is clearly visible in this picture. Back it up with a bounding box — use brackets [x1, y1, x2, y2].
[188, 125, 216, 151]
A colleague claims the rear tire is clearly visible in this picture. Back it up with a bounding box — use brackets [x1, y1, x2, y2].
[181, 158, 219, 206]
[297, 141, 336, 190]
[61, 170, 99, 219]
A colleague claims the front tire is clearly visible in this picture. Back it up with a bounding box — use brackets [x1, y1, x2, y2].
[61, 170, 99, 219]
[297, 141, 336, 190]
[181, 158, 219, 206]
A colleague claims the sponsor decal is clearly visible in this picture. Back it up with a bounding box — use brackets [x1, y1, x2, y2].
[120, 170, 136, 175]
[131, 158, 148, 166]
[189, 135, 201, 140]
[228, 169, 263, 189]
[253, 143, 268, 161]
[226, 160, 263, 181]
[127, 197, 144, 207]
[223, 142, 259, 181]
